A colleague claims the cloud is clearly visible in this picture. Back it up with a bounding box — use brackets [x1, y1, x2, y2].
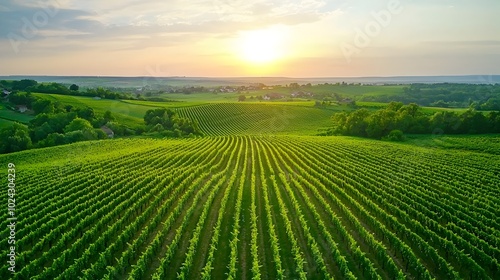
[423, 40, 500, 47]
[0, 0, 339, 56]
[0, 0, 104, 38]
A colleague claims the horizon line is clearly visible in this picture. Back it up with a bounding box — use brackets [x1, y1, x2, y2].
[1, 74, 499, 79]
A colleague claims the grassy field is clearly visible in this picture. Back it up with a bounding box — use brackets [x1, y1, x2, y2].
[0, 118, 14, 128]
[33, 93, 159, 127]
[0, 103, 34, 128]
[158, 92, 241, 102]
[305, 84, 404, 97]
[1, 89, 499, 280]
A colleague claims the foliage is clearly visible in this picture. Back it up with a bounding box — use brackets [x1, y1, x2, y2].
[144, 108, 202, 137]
[31, 98, 67, 115]
[84, 87, 127, 99]
[64, 118, 94, 133]
[361, 83, 500, 110]
[3, 79, 132, 100]
[383, 129, 405, 141]
[0, 99, 121, 153]
[327, 102, 500, 139]
[8, 91, 36, 107]
[11, 79, 38, 91]
[0, 122, 32, 153]
[31, 82, 71, 95]
[70, 84, 79, 91]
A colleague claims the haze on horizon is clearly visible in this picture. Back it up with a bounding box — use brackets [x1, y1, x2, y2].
[1, 0, 499, 78]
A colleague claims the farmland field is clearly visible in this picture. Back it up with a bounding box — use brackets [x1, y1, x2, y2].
[176, 103, 334, 135]
[0, 104, 34, 126]
[30, 94, 338, 133]
[2, 88, 500, 280]
[0, 118, 13, 128]
[32, 93, 156, 127]
[1, 133, 500, 279]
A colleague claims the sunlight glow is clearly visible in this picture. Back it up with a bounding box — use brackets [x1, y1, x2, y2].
[237, 26, 289, 65]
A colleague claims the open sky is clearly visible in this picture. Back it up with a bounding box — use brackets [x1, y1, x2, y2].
[1, 0, 499, 77]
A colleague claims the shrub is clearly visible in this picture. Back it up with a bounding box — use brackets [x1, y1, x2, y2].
[384, 130, 405, 142]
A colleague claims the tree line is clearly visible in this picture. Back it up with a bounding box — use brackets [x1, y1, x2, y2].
[360, 83, 500, 110]
[324, 102, 500, 141]
[1, 79, 133, 100]
[143, 108, 203, 138]
[0, 99, 203, 154]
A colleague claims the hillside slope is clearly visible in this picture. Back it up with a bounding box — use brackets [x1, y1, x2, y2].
[1, 135, 499, 279]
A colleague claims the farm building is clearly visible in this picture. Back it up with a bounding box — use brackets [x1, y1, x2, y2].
[263, 93, 285, 100]
[16, 105, 28, 113]
[101, 125, 114, 138]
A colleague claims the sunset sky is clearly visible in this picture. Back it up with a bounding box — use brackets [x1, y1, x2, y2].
[1, 0, 499, 77]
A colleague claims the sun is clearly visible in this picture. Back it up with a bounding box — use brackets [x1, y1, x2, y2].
[237, 26, 288, 65]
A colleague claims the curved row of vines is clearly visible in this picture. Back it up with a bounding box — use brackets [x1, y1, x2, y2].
[1, 135, 499, 279]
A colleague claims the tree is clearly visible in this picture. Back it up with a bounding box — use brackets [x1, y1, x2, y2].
[365, 109, 397, 139]
[103, 110, 115, 122]
[0, 123, 32, 153]
[345, 108, 370, 136]
[69, 84, 79, 91]
[384, 130, 405, 141]
[37, 133, 66, 148]
[386, 101, 404, 112]
[64, 118, 94, 133]
[430, 111, 461, 134]
[44, 112, 77, 133]
[32, 122, 54, 143]
[32, 82, 71, 94]
[9, 91, 35, 106]
[144, 108, 175, 126]
[480, 98, 500, 111]
[76, 107, 96, 122]
[64, 105, 74, 112]
[64, 130, 86, 143]
[487, 112, 500, 133]
[32, 99, 55, 115]
[238, 95, 246, 102]
[12, 79, 37, 91]
[143, 108, 202, 137]
[458, 109, 488, 134]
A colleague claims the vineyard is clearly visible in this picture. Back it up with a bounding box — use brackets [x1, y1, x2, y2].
[175, 103, 334, 135]
[1, 135, 499, 279]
